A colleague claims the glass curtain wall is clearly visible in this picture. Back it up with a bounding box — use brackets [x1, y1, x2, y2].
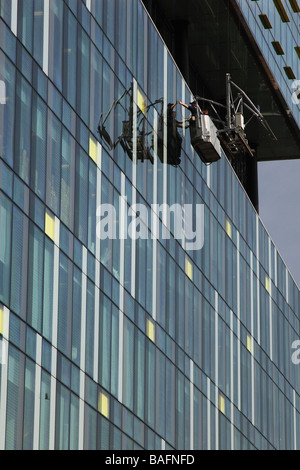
[0, 0, 299, 450]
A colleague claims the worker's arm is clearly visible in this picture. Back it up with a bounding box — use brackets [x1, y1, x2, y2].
[178, 100, 189, 110]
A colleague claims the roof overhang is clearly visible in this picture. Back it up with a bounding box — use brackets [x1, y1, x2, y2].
[146, 0, 300, 162]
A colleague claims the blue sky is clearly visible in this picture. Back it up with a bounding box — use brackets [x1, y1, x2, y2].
[258, 160, 300, 288]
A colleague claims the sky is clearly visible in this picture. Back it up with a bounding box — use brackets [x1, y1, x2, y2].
[258, 160, 300, 289]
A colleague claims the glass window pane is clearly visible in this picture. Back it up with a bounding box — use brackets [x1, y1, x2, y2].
[42, 237, 54, 342]
[89, 44, 102, 136]
[0, 49, 15, 167]
[77, 26, 90, 124]
[0, 0, 12, 27]
[39, 370, 51, 449]
[6, 345, 25, 449]
[88, 160, 97, 254]
[61, 128, 75, 230]
[75, 146, 88, 245]
[33, 0, 44, 67]
[46, 111, 61, 215]
[85, 279, 95, 377]
[72, 266, 81, 366]
[63, 6, 77, 109]
[31, 92, 47, 199]
[10, 205, 28, 319]
[49, 0, 63, 91]
[99, 294, 111, 391]
[17, 0, 33, 54]
[58, 252, 73, 357]
[23, 357, 35, 449]
[55, 383, 70, 449]
[14, 73, 32, 184]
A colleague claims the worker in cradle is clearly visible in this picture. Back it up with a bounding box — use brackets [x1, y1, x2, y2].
[178, 99, 208, 121]
[178, 99, 198, 119]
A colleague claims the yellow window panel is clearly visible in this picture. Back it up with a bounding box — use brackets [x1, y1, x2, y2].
[45, 211, 55, 241]
[219, 395, 225, 415]
[137, 89, 147, 115]
[0, 306, 3, 336]
[146, 318, 155, 343]
[98, 392, 109, 418]
[185, 257, 193, 281]
[225, 220, 232, 239]
[89, 136, 98, 164]
[247, 335, 253, 353]
[265, 276, 271, 294]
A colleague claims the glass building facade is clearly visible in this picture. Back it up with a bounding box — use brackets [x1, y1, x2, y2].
[0, 0, 300, 450]
[236, 0, 300, 127]
[237, 0, 300, 126]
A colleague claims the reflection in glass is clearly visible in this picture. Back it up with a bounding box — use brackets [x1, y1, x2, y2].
[98, 84, 183, 167]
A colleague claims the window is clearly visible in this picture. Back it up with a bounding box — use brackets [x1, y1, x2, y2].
[0, 50, 15, 167]
[284, 66, 296, 79]
[75, 146, 88, 245]
[90, 44, 102, 136]
[45, 210, 55, 241]
[99, 294, 112, 391]
[57, 252, 73, 357]
[272, 41, 285, 55]
[98, 391, 109, 418]
[15, 73, 32, 184]
[219, 394, 225, 415]
[17, 0, 33, 54]
[258, 14, 272, 29]
[289, 0, 300, 12]
[273, 0, 290, 22]
[63, 6, 77, 109]
[88, 159, 97, 254]
[146, 318, 155, 343]
[55, 383, 70, 449]
[71, 266, 81, 366]
[6, 345, 25, 449]
[23, 358, 35, 449]
[42, 237, 54, 342]
[0, 0, 12, 27]
[33, 0, 44, 67]
[61, 128, 75, 231]
[85, 279, 95, 377]
[77, 26, 90, 124]
[185, 256, 193, 280]
[123, 317, 134, 410]
[46, 111, 61, 216]
[49, 0, 63, 90]
[31, 93, 47, 199]
[27, 222, 44, 333]
[10, 205, 28, 319]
